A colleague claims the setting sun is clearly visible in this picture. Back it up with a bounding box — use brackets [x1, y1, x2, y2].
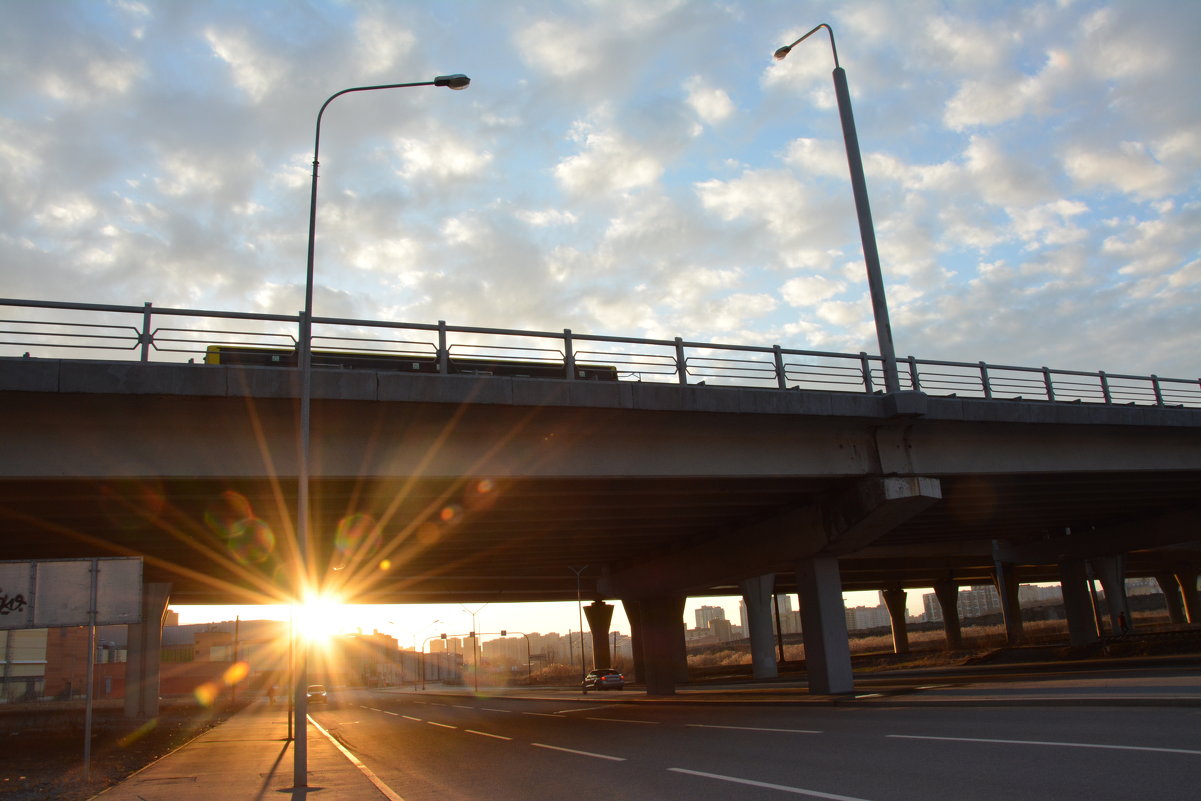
[296, 594, 349, 643]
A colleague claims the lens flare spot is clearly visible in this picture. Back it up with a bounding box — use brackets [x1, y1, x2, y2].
[476, 479, 494, 494]
[118, 717, 158, 748]
[223, 661, 250, 685]
[379, 559, 392, 571]
[335, 513, 380, 558]
[100, 479, 166, 530]
[204, 491, 254, 539]
[194, 682, 220, 707]
[439, 505, 461, 523]
[227, 518, 275, 565]
[416, 522, 441, 545]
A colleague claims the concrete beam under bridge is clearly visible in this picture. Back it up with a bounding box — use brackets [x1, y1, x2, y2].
[599, 477, 941, 599]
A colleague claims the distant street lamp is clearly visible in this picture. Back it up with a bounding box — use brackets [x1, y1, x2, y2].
[569, 565, 588, 692]
[294, 74, 470, 790]
[773, 25, 900, 394]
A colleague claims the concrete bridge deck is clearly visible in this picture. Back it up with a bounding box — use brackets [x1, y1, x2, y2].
[2, 355, 1198, 606]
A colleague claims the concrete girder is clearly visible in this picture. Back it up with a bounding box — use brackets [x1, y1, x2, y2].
[599, 477, 941, 598]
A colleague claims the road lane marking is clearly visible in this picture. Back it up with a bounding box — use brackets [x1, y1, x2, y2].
[428, 721, 457, 729]
[586, 717, 659, 725]
[402, 715, 422, 722]
[532, 743, 626, 761]
[669, 768, 873, 800]
[522, 711, 563, 718]
[466, 729, 512, 740]
[558, 706, 612, 714]
[382, 710, 399, 716]
[309, 715, 407, 801]
[481, 707, 513, 713]
[686, 724, 821, 734]
[453, 704, 474, 709]
[887, 734, 1201, 756]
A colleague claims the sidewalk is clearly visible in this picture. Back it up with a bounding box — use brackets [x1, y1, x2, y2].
[93, 701, 386, 801]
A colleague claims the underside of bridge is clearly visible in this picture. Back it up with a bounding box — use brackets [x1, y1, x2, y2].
[1, 469, 1198, 605]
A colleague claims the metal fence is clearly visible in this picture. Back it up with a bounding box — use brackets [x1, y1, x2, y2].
[2, 297, 1198, 408]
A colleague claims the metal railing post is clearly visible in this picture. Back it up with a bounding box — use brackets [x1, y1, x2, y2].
[139, 302, 153, 362]
[438, 321, 449, 374]
[1042, 367, 1056, 401]
[860, 352, 874, 393]
[907, 356, 921, 391]
[564, 329, 576, 380]
[1151, 375, 1164, 406]
[979, 361, 992, 399]
[1099, 371, 1112, 404]
[773, 345, 787, 389]
[674, 337, 687, 385]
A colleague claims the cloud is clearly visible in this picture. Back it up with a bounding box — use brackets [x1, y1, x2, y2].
[555, 117, 664, 195]
[684, 76, 734, 126]
[204, 27, 286, 103]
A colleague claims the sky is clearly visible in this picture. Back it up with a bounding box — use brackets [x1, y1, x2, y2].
[4, 0, 1198, 640]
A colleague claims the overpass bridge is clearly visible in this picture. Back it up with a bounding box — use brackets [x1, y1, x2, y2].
[2, 297, 1200, 695]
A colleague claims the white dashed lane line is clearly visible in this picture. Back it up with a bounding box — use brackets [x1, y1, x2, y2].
[531, 743, 626, 761]
[686, 724, 822, 734]
[466, 729, 512, 740]
[887, 734, 1201, 756]
[669, 768, 874, 800]
[428, 721, 457, 729]
[586, 717, 659, 725]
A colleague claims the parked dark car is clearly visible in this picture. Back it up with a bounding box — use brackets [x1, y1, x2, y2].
[582, 669, 624, 691]
[306, 684, 328, 703]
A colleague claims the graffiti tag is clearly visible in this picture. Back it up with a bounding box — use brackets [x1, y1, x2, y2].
[0, 590, 29, 616]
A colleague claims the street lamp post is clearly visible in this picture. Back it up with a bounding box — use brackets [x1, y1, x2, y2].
[569, 566, 588, 692]
[774, 25, 900, 394]
[294, 73, 469, 790]
[460, 604, 487, 694]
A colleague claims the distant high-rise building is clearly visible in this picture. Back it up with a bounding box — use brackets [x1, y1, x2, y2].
[694, 605, 726, 630]
[739, 595, 799, 635]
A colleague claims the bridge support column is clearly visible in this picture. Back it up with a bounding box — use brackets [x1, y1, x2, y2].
[1175, 569, 1200, 624]
[1059, 559, 1100, 646]
[1090, 555, 1131, 634]
[584, 601, 614, 669]
[933, 579, 962, 649]
[796, 556, 853, 695]
[1154, 573, 1187, 624]
[739, 574, 779, 680]
[992, 560, 1025, 645]
[636, 596, 687, 696]
[881, 586, 909, 655]
[124, 582, 171, 719]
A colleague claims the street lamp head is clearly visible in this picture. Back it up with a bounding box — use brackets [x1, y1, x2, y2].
[434, 74, 471, 90]
[773, 45, 792, 60]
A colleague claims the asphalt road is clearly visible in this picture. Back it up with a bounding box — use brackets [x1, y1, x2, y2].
[312, 688, 1201, 801]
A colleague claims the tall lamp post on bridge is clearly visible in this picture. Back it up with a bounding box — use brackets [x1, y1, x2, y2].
[773, 25, 900, 395]
[295, 74, 470, 790]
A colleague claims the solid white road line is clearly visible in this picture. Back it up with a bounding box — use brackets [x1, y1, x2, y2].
[887, 734, 1201, 756]
[531, 743, 626, 761]
[309, 715, 407, 801]
[686, 724, 822, 734]
[466, 729, 513, 740]
[669, 768, 874, 800]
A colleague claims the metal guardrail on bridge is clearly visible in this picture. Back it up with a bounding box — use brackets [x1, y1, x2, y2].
[1, 297, 1198, 408]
